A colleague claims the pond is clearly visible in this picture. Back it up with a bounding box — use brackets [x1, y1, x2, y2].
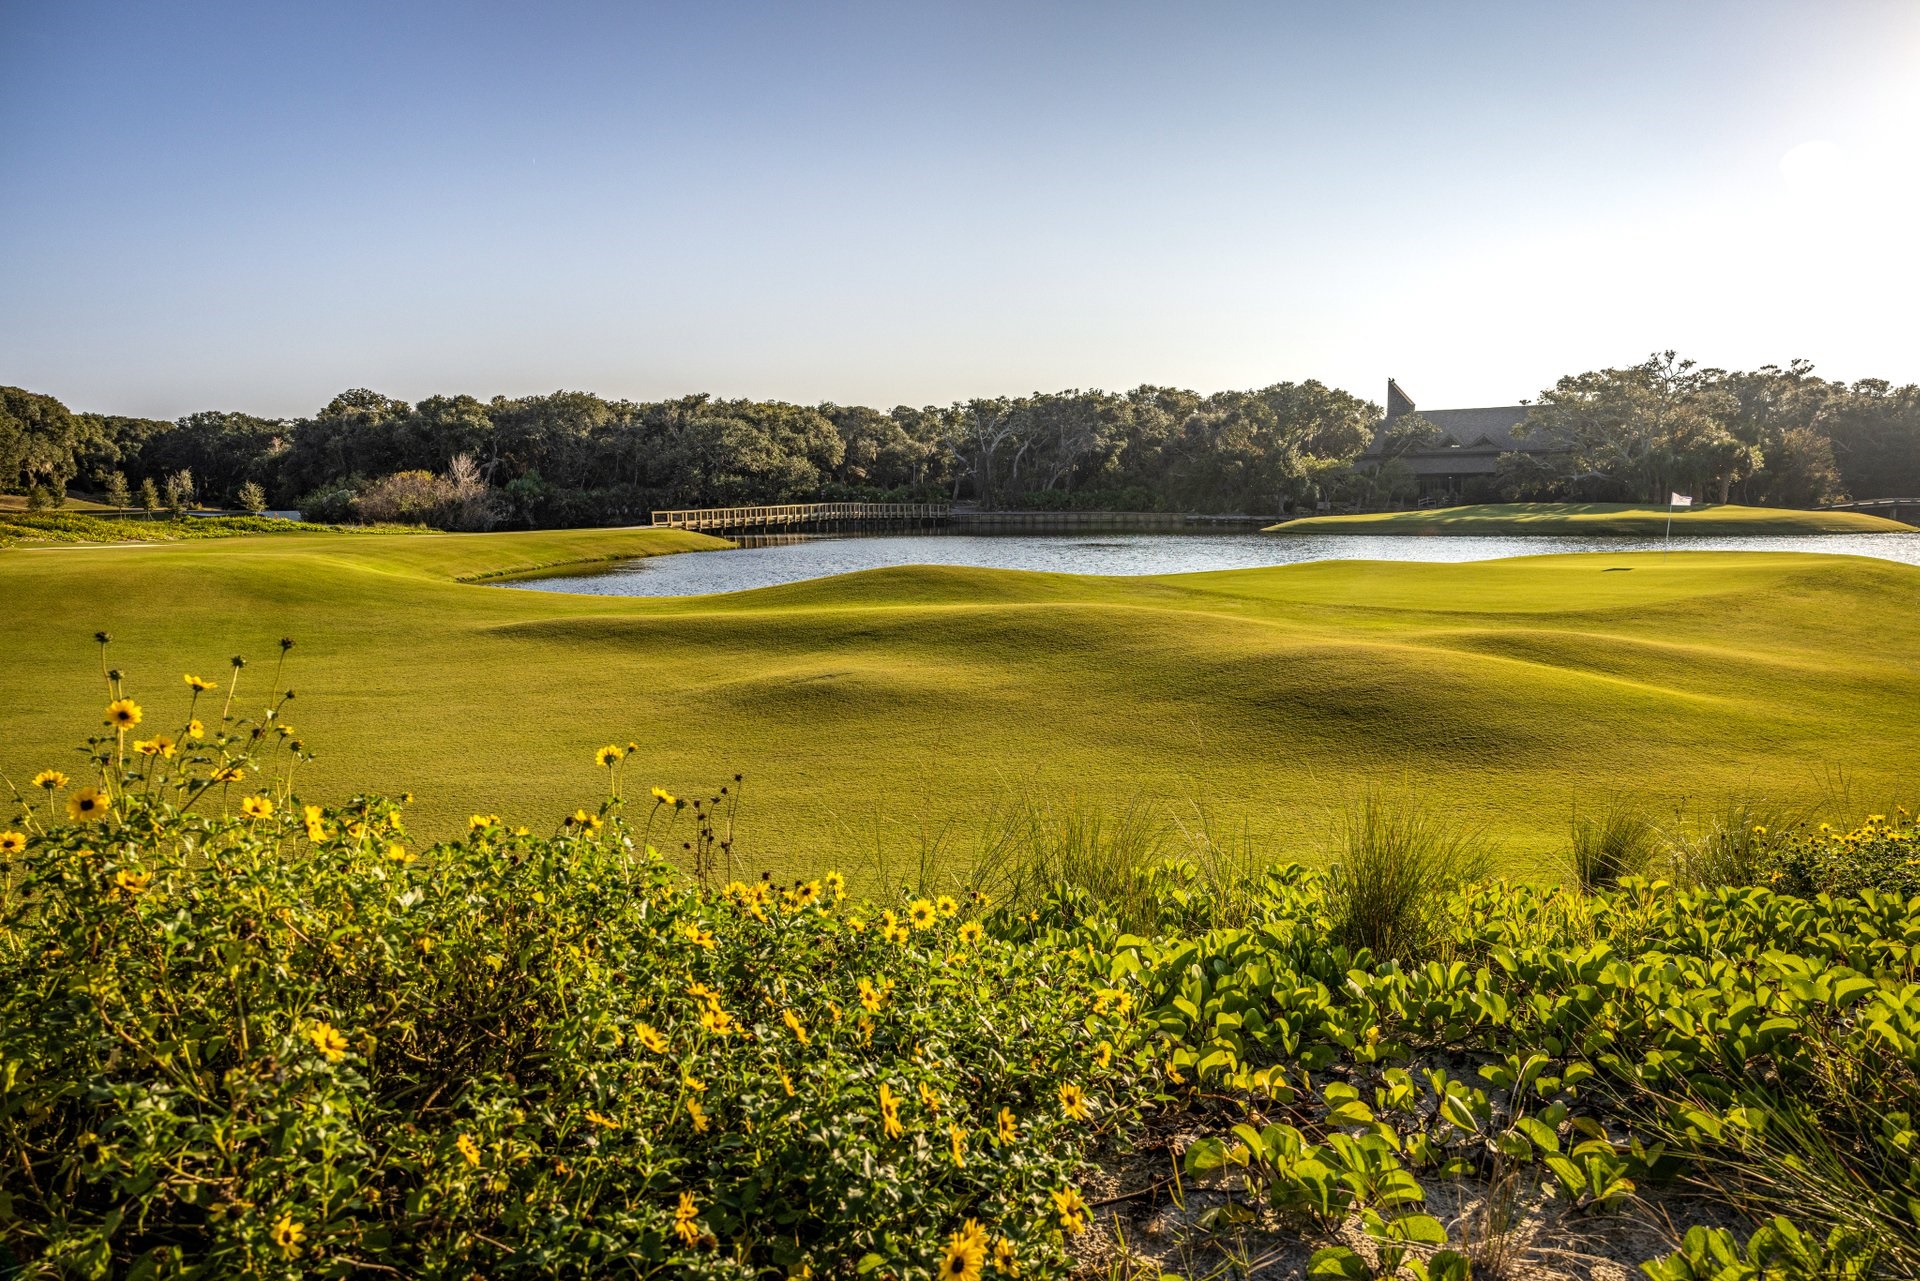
[498, 529, 1920, 598]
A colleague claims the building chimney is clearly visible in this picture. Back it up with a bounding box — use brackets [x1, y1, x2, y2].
[1386, 378, 1415, 421]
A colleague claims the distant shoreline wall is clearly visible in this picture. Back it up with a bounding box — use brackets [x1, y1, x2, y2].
[949, 509, 1272, 532]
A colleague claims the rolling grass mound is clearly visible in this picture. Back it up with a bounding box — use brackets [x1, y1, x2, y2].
[1265, 501, 1916, 536]
[2, 528, 1915, 874]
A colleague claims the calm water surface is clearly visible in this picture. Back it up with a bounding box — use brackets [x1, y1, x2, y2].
[500, 530, 1920, 598]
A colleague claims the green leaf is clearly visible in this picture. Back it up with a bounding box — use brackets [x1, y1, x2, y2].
[1388, 1213, 1450, 1245]
[1308, 1247, 1371, 1280]
[1184, 1137, 1230, 1174]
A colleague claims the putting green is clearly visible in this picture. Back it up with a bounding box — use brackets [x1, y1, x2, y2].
[1266, 502, 1915, 536]
[2, 527, 1915, 880]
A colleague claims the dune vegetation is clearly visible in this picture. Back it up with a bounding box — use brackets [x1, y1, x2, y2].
[5, 668, 1918, 1277]
[1265, 502, 1915, 537]
[1, 528, 1916, 880]
[0, 511, 415, 547]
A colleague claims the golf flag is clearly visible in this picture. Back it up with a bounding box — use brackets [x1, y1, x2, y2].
[1670, 493, 1693, 507]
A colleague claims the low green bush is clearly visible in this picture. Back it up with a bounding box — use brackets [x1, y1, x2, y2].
[0, 659, 1130, 1278]
[1768, 810, 1919, 898]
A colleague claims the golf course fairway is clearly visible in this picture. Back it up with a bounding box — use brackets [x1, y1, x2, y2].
[2, 527, 1915, 880]
[1267, 501, 1915, 536]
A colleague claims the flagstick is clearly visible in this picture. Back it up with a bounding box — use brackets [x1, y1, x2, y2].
[1665, 498, 1674, 555]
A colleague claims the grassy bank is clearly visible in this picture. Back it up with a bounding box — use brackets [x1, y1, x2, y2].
[1265, 501, 1916, 536]
[2, 528, 1917, 873]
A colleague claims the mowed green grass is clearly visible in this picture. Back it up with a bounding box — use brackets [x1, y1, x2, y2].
[1267, 502, 1916, 536]
[2, 527, 1916, 880]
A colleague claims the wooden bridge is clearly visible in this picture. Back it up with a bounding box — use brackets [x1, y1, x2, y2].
[1822, 498, 1920, 527]
[650, 501, 950, 535]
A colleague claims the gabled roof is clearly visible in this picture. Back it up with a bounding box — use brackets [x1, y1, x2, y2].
[1365, 383, 1564, 458]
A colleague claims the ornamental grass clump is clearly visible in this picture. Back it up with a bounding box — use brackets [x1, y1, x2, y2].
[1325, 794, 1487, 962]
[1566, 799, 1658, 891]
[0, 640, 1134, 1279]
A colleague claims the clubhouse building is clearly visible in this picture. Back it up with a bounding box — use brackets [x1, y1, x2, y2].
[1359, 379, 1569, 500]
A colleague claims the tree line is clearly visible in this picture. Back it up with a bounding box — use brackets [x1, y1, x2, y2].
[1501, 352, 1920, 507]
[3, 354, 1916, 527]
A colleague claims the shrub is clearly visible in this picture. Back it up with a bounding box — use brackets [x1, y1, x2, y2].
[351, 468, 451, 523]
[0, 652, 1130, 1278]
[1769, 809, 1918, 898]
[349, 456, 501, 530]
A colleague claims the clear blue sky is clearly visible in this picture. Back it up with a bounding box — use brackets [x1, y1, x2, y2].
[5, 1, 1918, 420]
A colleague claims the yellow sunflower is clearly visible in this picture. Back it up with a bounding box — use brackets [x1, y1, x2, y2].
[635, 1023, 669, 1054]
[271, 1215, 305, 1260]
[947, 1122, 967, 1167]
[878, 1082, 904, 1139]
[958, 920, 984, 945]
[907, 899, 937, 930]
[1050, 1186, 1089, 1234]
[1059, 1081, 1089, 1121]
[32, 769, 67, 791]
[67, 787, 109, 822]
[996, 1107, 1018, 1145]
[0, 831, 25, 856]
[307, 1022, 348, 1062]
[674, 1191, 701, 1246]
[936, 894, 959, 918]
[241, 795, 273, 819]
[183, 674, 217, 693]
[938, 1226, 986, 1281]
[595, 744, 623, 768]
[105, 698, 142, 730]
[456, 1133, 482, 1166]
[992, 1237, 1020, 1274]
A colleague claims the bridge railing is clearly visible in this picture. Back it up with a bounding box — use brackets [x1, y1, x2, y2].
[650, 502, 950, 531]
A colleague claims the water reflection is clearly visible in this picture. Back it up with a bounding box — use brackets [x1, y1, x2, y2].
[499, 530, 1920, 599]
